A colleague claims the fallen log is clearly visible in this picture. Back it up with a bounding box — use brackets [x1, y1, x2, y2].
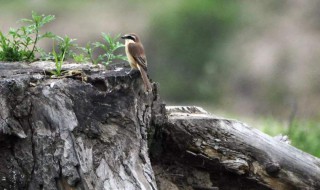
[151, 106, 320, 190]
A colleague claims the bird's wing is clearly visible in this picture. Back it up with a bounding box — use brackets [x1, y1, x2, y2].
[128, 43, 147, 71]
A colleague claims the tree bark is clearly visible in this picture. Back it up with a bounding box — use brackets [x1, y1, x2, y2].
[151, 106, 320, 190]
[0, 61, 157, 190]
[1, 62, 320, 190]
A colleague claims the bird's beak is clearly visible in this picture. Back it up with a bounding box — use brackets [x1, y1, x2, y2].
[121, 35, 127, 39]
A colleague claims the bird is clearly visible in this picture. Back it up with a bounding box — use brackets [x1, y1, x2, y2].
[121, 33, 152, 92]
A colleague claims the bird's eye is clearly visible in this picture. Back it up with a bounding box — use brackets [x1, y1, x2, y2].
[128, 36, 135, 41]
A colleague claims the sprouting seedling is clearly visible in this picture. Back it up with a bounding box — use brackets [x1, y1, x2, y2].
[0, 11, 55, 61]
[92, 33, 127, 66]
[51, 40, 63, 76]
[20, 11, 56, 60]
[55, 35, 77, 61]
[84, 42, 97, 64]
[51, 35, 76, 76]
[1, 12, 126, 66]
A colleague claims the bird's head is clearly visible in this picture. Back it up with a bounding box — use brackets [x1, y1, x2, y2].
[121, 33, 140, 43]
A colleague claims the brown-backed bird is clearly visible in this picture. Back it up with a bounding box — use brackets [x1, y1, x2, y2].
[121, 33, 152, 92]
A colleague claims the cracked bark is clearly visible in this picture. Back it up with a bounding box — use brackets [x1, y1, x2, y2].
[150, 106, 320, 190]
[0, 61, 157, 190]
[1, 61, 320, 190]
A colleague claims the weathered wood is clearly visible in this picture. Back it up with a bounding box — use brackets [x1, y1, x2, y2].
[1, 61, 320, 190]
[0, 61, 157, 190]
[151, 106, 320, 190]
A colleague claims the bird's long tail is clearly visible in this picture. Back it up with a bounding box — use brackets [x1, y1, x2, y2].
[137, 65, 152, 92]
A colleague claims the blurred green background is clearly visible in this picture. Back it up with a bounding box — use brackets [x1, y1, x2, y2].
[1, 0, 319, 157]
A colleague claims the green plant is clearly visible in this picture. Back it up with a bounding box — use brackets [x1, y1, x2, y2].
[1, 12, 126, 72]
[55, 35, 77, 61]
[92, 33, 126, 66]
[50, 35, 76, 76]
[51, 41, 64, 76]
[149, 1, 240, 102]
[73, 53, 89, 63]
[287, 120, 320, 158]
[253, 116, 320, 158]
[0, 11, 55, 61]
[40, 35, 79, 62]
[83, 42, 97, 64]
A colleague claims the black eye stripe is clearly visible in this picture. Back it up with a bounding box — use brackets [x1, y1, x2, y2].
[128, 36, 135, 41]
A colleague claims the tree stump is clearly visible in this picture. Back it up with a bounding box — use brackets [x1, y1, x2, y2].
[0, 62, 157, 190]
[1, 61, 319, 190]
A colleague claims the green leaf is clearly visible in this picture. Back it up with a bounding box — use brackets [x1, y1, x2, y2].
[39, 32, 56, 39]
[102, 32, 112, 45]
[0, 31, 8, 49]
[41, 15, 55, 25]
[8, 28, 17, 35]
[31, 11, 42, 23]
[93, 42, 104, 48]
[114, 55, 127, 61]
[19, 18, 33, 23]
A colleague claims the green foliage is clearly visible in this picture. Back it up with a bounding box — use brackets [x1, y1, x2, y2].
[0, 11, 55, 61]
[0, 12, 126, 72]
[55, 35, 77, 61]
[83, 42, 96, 64]
[287, 120, 320, 158]
[45, 33, 126, 66]
[51, 41, 64, 76]
[257, 117, 320, 158]
[91, 33, 126, 66]
[50, 35, 78, 76]
[46, 33, 126, 74]
[149, 1, 240, 102]
[73, 53, 89, 63]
